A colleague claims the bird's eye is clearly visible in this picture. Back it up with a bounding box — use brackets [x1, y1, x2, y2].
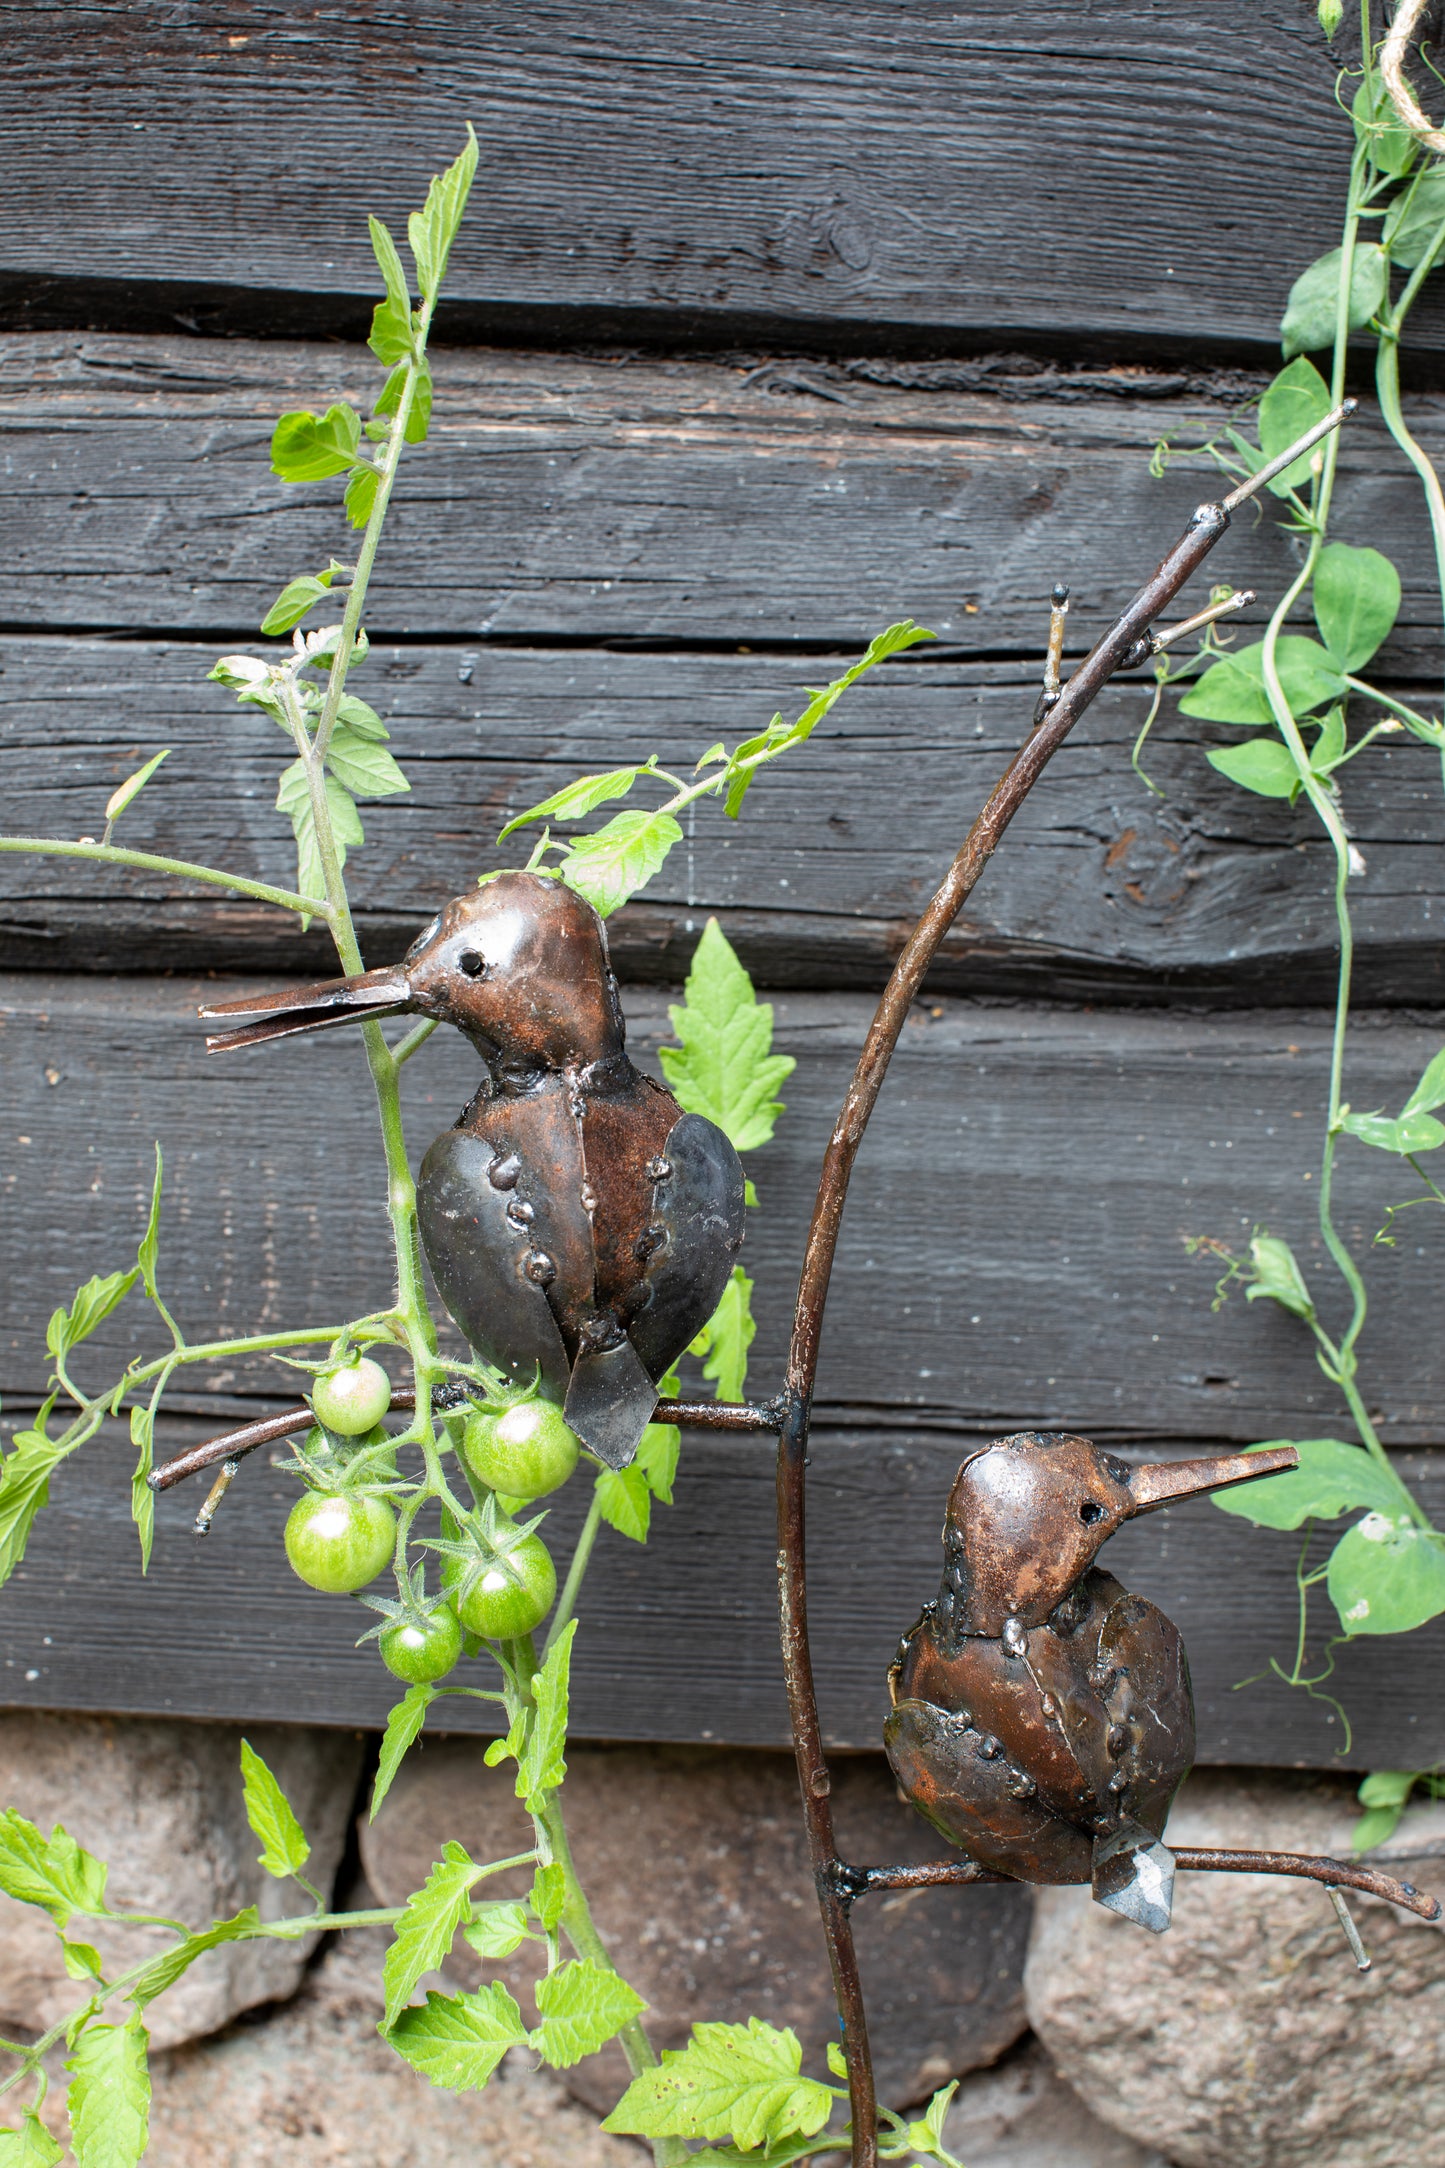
[457, 948, 487, 978]
[1079, 1500, 1106, 1525]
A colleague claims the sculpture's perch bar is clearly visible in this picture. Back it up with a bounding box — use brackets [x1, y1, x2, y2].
[147, 1390, 779, 1490]
[848, 1849, 1439, 1921]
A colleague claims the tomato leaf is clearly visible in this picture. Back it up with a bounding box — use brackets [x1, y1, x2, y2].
[594, 1463, 653, 1544]
[1212, 1439, 1410, 1529]
[689, 1267, 756, 1402]
[382, 1841, 486, 2027]
[636, 1415, 680, 1506]
[530, 1861, 567, 1933]
[660, 918, 795, 1151]
[498, 764, 655, 843]
[323, 723, 410, 801]
[239, 1740, 311, 1880]
[723, 620, 934, 819]
[517, 1619, 575, 1808]
[602, 2017, 836, 2150]
[530, 1958, 646, 2068]
[0, 1432, 67, 1587]
[136, 1143, 164, 1303]
[128, 1906, 261, 2009]
[129, 1404, 154, 1575]
[386, 1983, 528, 2091]
[103, 749, 170, 828]
[407, 127, 479, 304]
[371, 1683, 436, 1821]
[344, 462, 382, 530]
[65, 2018, 150, 2168]
[47, 1270, 140, 1362]
[1328, 1518, 1445, 1636]
[276, 760, 365, 921]
[1312, 542, 1400, 670]
[0, 1811, 108, 1926]
[0, 2111, 63, 2165]
[462, 1899, 532, 1960]
[368, 215, 414, 364]
[1280, 243, 1388, 358]
[556, 808, 684, 917]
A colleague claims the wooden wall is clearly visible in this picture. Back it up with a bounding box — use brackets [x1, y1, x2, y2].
[3, 1, 1443, 1767]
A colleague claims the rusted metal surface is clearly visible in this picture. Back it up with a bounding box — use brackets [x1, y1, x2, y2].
[201, 871, 745, 1469]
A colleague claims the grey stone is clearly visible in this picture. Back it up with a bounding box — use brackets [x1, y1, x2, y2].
[0, 1710, 363, 2050]
[0, 1919, 639, 2167]
[1025, 1767, 1445, 2168]
[361, 1740, 1032, 2116]
[941, 2036, 1173, 2167]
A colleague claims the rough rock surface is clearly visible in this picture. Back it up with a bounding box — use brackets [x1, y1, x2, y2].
[0, 1710, 363, 2050]
[0, 1923, 639, 2167]
[1025, 1767, 1445, 2168]
[942, 2037, 1172, 2167]
[361, 1740, 1032, 2115]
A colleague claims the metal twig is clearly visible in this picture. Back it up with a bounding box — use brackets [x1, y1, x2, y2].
[1328, 1886, 1372, 1970]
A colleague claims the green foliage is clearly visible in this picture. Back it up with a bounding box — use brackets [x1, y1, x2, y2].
[1351, 74, 1417, 179]
[553, 807, 684, 919]
[1205, 738, 1301, 799]
[1312, 542, 1400, 670]
[1256, 357, 1332, 494]
[406, 124, 479, 303]
[691, 1267, 756, 1402]
[498, 761, 660, 841]
[1353, 1768, 1419, 1851]
[532, 1958, 647, 2068]
[239, 1740, 311, 1880]
[516, 1620, 575, 1808]
[1280, 243, 1387, 357]
[879, 2080, 965, 2166]
[46, 1271, 139, 1365]
[594, 1461, 656, 1542]
[260, 560, 350, 637]
[1384, 169, 1445, 268]
[386, 1983, 529, 2091]
[0, 2112, 63, 2165]
[1340, 1042, 1445, 1155]
[65, 2020, 150, 2168]
[271, 402, 363, 483]
[462, 1899, 532, 1959]
[1243, 1233, 1315, 1320]
[103, 749, 170, 831]
[129, 1908, 261, 2009]
[371, 1683, 436, 1820]
[603, 2017, 838, 2149]
[1213, 1439, 1411, 1530]
[0, 1426, 68, 1588]
[382, 1841, 488, 2028]
[661, 918, 795, 1151]
[1178, 635, 1344, 726]
[0, 1811, 108, 1926]
[1327, 1517, 1445, 1636]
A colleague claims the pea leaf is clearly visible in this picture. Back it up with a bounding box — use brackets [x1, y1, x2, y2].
[1312, 542, 1400, 670]
[602, 2018, 836, 2150]
[498, 764, 655, 843]
[0, 1811, 108, 1925]
[531, 1958, 646, 2068]
[271, 404, 363, 484]
[371, 1683, 436, 1821]
[1245, 1233, 1315, 1319]
[1341, 1108, 1445, 1153]
[595, 1463, 653, 1543]
[1178, 637, 1345, 726]
[1255, 358, 1332, 495]
[276, 760, 365, 919]
[103, 749, 170, 828]
[128, 1906, 261, 2008]
[660, 917, 794, 1151]
[690, 1267, 756, 1402]
[382, 1841, 487, 2028]
[386, 1983, 528, 2091]
[517, 1619, 575, 1808]
[1310, 703, 1347, 775]
[239, 1740, 310, 1880]
[0, 1432, 67, 1586]
[1206, 738, 1300, 799]
[556, 809, 683, 918]
[723, 621, 934, 819]
[462, 1899, 532, 1960]
[1384, 169, 1445, 268]
[1212, 1439, 1409, 1529]
[369, 215, 414, 364]
[1328, 1517, 1445, 1635]
[407, 125, 479, 304]
[324, 723, 410, 800]
[47, 1270, 140, 1362]
[1352, 74, 1417, 177]
[65, 2020, 150, 2168]
[1280, 243, 1388, 358]
[0, 2111, 63, 2166]
[1353, 1804, 1407, 1853]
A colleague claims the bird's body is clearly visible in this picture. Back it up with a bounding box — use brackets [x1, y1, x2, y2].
[202, 872, 745, 1468]
[885, 1430, 1297, 1929]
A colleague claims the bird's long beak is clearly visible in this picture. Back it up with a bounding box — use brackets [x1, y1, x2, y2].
[200, 966, 413, 1053]
[1128, 1443, 1299, 1515]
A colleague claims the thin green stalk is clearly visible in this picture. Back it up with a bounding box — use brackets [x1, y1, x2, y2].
[546, 1490, 605, 1653]
[0, 837, 325, 921]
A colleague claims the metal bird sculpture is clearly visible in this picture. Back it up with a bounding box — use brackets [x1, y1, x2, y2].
[884, 1431, 1298, 1932]
[200, 871, 746, 1468]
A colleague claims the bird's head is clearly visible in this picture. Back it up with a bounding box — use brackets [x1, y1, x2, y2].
[939, 1430, 1298, 1634]
[201, 871, 626, 1076]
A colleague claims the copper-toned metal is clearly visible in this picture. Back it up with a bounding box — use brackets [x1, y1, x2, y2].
[883, 1433, 1299, 1896]
[201, 873, 745, 1470]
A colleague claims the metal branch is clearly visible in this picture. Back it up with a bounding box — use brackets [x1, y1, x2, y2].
[773, 409, 1357, 2168]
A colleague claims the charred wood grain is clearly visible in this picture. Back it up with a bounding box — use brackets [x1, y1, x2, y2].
[2, 636, 1444, 1002]
[0, 4, 1421, 369]
[0, 1406, 1439, 1769]
[6, 334, 1445, 680]
[4, 977, 1445, 1449]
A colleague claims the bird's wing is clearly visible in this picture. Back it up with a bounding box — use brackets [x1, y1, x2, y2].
[884, 1698, 1093, 1885]
[628, 1113, 746, 1379]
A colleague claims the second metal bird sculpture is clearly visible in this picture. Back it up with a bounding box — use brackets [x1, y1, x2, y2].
[200, 870, 746, 1468]
[884, 1430, 1298, 1931]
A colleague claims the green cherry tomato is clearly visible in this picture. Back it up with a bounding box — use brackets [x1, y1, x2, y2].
[379, 1605, 463, 1685]
[456, 1533, 556, 1639]
[284, 1491, 396, 1594]
[462, 1399, 581, 1500]
[311, 1357, 392, 1437]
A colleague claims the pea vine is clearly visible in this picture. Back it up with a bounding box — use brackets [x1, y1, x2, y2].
[0, 134, 960, 2166]
[1150, 3, 1445, 1844]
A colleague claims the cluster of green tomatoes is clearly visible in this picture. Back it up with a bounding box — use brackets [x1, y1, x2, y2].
[283, 1354, 582, 1686]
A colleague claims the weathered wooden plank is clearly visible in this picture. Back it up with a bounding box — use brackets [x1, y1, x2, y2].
[4, 978, 1444, 1448]
[0, 1409, 1437, 1769]
[6, 333, 1445, 677]
[0, 4, 1416, 364]
[3, 638, 1445, 1002]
